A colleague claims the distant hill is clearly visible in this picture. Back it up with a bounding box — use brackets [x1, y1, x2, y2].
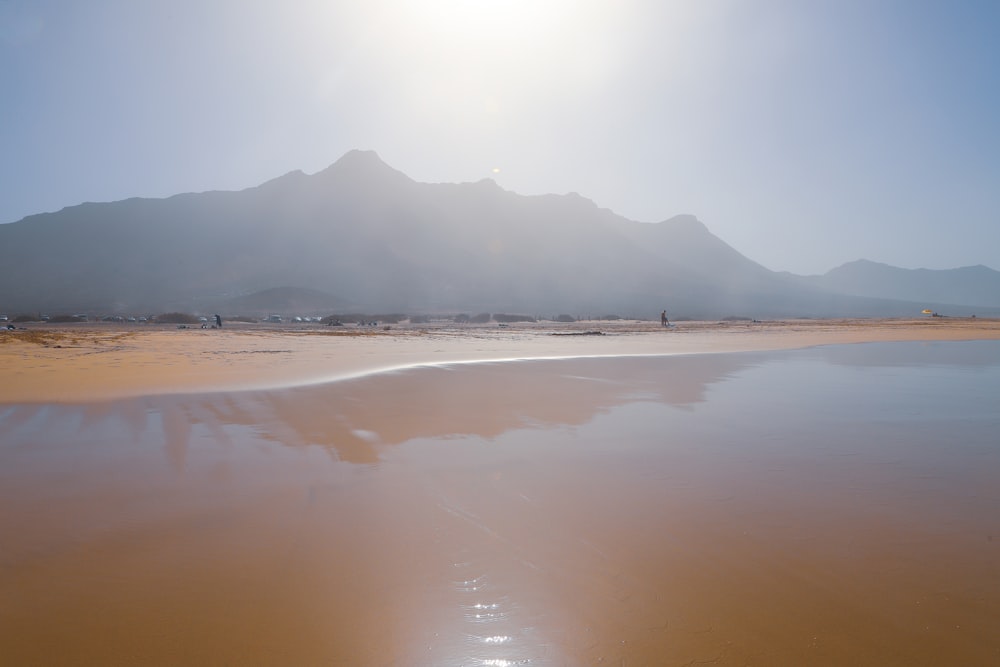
[0, 150, 996, 318]
[800, 259, 1000, 311]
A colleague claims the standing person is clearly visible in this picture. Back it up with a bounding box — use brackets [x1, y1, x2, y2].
[661, 310, 668, 327]
[215, 314, 222, 328]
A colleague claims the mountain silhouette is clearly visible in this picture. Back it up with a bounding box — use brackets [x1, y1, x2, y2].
[1, 150, 996, 318]
[801, 259, 1000, 310]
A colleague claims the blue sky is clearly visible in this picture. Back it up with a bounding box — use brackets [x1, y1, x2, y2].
[1, 0, 997, 274]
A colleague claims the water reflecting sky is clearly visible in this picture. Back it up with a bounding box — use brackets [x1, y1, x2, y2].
[2, 341, 999, 665]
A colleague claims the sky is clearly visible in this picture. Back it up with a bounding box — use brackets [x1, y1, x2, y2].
[1, 0, 998, 275]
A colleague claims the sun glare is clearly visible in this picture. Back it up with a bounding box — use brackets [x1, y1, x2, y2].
[356, 0, 633, 126]
[404, 0, 572, 42]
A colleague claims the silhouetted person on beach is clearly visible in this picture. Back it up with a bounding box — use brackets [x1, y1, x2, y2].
[215, 314, 222, 328]
[661, 310, 668, 327]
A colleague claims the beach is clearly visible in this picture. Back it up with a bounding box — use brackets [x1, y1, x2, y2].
[3, 317, 999, 403]
[2, 318, 999, 665]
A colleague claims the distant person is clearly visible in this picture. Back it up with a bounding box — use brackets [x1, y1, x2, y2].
[214, 314, 222, 328]
[661, 310, 668, 327]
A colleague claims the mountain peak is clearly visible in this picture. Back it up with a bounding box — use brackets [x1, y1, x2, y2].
[333, 149, 387, 168]
[664, 213, 704, 227]
[312, 150, 412, 186]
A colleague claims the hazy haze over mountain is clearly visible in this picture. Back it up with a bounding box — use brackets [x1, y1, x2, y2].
[1, 1, 998, 275]
[2, 151, 995, 318]
[802, 260, 1000, 310]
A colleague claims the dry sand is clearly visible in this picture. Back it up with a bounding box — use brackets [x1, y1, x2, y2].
[3, 317, 999, 403]
[2, 318, 999, 665]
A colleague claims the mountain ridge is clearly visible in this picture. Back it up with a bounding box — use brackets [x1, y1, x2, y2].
[1, 151, 996, 317]
[802, 258, 1000, 309]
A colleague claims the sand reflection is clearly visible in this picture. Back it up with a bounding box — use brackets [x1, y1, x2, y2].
[2, 344, 999, 665]
[194, 353, 758, 463]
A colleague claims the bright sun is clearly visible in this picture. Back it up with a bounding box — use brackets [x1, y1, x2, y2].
[401, 0, 575, 43]
[365, 0, 628, 115]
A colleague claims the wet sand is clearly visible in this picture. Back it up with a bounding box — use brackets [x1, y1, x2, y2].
[2, 321, 1000, 665]
[2, 317, 999, 403]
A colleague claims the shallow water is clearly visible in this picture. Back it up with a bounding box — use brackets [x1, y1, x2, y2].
[2, 341, 999, 665]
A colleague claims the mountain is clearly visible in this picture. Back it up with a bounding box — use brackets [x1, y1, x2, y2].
[0, 150, 995, 318]
[800, 260, 1000, 310]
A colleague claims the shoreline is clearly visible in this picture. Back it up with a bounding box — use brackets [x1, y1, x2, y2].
[3, 317, 999, 403]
